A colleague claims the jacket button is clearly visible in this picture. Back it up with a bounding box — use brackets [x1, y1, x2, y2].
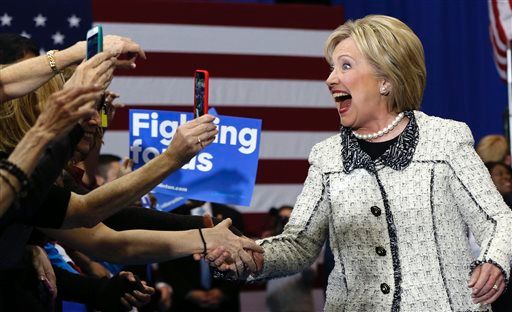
[371, 206, 381, 217]
[380, 283, 390, 294]
[376, 247, 387, 256]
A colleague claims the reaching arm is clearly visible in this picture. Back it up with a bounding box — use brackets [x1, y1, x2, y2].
[60, 114, 219, 228]
[0, 42, 85, 102]
[0, 35, 145, 103]
[40, 219, 263, 265]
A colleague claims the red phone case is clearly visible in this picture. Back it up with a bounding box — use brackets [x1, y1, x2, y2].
[194, 69, 209, 117]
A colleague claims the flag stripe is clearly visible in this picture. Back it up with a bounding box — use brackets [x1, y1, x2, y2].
[110, 105, 339, 132]
[115, 52, 329, 80]
[109, 77, 333, 107]
[256, 160, 309, 184]
[99, 22, 331, 57]
[492, 0, 509, 47]
[92, 0, 343, 30]
[102, 130, 334, 160]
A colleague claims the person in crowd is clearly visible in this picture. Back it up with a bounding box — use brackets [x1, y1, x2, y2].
[0, 32, 144, 217]
[476, 134, 511, 166]
[95, 154, 131, 186]
[225, 15, 512, 311]
[264, 205, 317, 312]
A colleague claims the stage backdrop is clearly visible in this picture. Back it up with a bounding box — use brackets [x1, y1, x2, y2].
[2, 0, 507, 216]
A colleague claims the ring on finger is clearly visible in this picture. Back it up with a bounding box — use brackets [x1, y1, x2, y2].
[492, 284, 499, 291]
[197, 136, 204, 148]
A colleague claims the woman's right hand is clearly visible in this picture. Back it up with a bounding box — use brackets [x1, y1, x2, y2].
[164, 114, 218, 166]
[34, 85, 103, 140]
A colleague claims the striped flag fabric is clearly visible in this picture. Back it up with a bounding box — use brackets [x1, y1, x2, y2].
[488, 0, 511, 80]
[97, 1, 344, 214]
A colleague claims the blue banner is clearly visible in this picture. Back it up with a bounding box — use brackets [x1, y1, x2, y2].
[129, 109, 261, 207]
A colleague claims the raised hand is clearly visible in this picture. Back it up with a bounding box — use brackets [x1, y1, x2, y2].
[103, 35, 147, 69]
[164, 114, 218, 166]
[468, 262, 506, 304]
[34, 85, 102, 140]
[64, 51, 116, 91]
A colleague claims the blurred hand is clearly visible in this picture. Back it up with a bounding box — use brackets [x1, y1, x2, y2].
[27, 245, 57, 301]
[164, 114, 218, 166]
[118, 157, 134, 178]
[64, 51, 116, 91]
[468, 262, 505, 304]
[103, 35, 147, 69]
[118, 271, 155, 311]
[186, 290, 210, 308]
[155, 282, 173, 311]
[205, 288, 224, 306]
[34, 85, 102, 140]
[103, 91, 122, 125]
[86, 261, 111, 279]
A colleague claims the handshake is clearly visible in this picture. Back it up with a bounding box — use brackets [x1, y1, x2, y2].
[192, 218, 264, 281]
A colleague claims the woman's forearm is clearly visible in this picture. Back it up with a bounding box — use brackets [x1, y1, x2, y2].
[41, 224, 205, 264]
[0, 125, 52, 215]
[62, 151, 182, 228]
[0, 42, 84, 102]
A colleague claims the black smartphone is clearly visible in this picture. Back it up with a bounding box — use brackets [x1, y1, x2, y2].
[194, 70, 209, 118]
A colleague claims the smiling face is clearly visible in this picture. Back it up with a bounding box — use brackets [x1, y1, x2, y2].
[74, 110, 101, 160]
[325, 37, 392, 132]
[490, 163, 512, 194]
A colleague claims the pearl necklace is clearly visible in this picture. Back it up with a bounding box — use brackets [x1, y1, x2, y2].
[352, 112, 405, 140]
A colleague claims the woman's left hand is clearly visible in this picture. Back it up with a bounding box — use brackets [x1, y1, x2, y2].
[468, 262, 505, 304]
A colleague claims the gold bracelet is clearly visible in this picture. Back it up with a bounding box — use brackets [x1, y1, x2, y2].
[46, 50, 60, 74]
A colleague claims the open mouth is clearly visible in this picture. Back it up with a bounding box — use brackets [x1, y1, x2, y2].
[333, 92, 352, 102]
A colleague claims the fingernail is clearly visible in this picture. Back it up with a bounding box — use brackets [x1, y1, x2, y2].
[131, 63, 136, 69]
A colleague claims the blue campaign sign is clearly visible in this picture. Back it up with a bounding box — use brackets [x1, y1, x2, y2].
[129, 109, 261, 207]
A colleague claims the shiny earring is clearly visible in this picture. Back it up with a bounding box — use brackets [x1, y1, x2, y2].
[380, 87, 388, 95]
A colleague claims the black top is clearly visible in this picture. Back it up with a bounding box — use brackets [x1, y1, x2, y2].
[357, 136, 400, 161]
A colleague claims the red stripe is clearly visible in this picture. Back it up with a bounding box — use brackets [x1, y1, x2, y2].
[92, 0, 344, 30]
[490, 30, 508, 71]
[115, 52, 329, 80]
[492, 0, 509, 47]
[256, 159, 309, 184]
[110, 105, 340, 131]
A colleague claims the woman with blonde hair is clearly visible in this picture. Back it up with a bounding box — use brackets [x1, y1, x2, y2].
[232, 15, 512, 312]
[476, 134, 510, 165]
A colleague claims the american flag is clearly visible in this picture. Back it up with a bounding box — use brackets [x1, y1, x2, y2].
[0, 0, 92, 54]
[2, 1, 344, 226]
[488, 0, 511, 80]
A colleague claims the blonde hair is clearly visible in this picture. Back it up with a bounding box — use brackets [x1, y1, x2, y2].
[0, 65, 64, 153]
[476, 135, 509, 163]
[324, 15, 426, 112]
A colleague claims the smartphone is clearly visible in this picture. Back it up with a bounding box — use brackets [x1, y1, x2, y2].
[86, 25, 103, 60]
[86, 26, 108, 127]
[194, 70, 209, 118]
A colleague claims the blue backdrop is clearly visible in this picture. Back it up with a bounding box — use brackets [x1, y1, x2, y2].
[334, 0, 508, 143]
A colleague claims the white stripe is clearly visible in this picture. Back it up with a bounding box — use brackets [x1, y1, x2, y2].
[242, 184, 304, 212]
[496, 0, 512, 39]
[110, 77, 333, 108]
[102, 130, 335, 160]
[99, 22, 331, 57]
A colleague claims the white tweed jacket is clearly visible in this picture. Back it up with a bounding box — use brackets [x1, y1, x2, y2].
[254, 111, 512, 312]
